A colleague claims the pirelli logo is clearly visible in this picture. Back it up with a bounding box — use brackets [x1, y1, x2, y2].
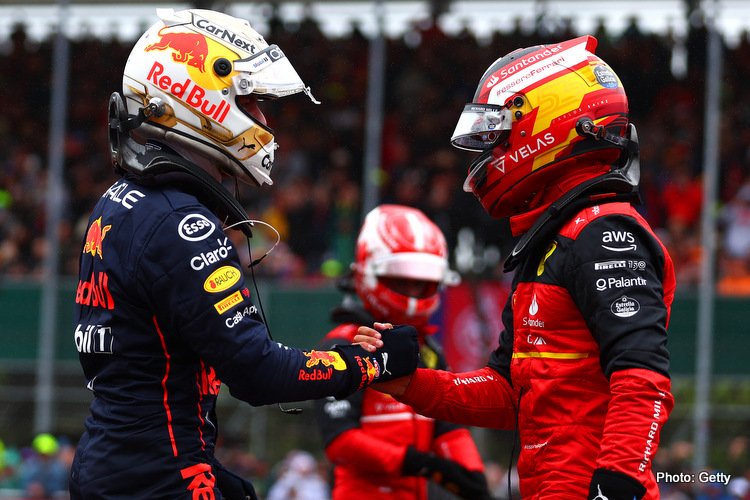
[214, 290, 243, 314]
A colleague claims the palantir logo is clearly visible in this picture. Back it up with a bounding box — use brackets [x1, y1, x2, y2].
[178, 214, 215, 241]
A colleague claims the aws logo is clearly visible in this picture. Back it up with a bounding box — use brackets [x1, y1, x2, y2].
[601, 231, 637, 252]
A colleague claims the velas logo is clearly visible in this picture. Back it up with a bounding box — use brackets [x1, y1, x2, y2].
[83, 217, 111, 259]
[203, 266, 241, 293]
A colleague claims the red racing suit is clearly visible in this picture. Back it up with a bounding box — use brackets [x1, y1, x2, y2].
[397, 201, 675, 499]
[315, 316, 485, 500]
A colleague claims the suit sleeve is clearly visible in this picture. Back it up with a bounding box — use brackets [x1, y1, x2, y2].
[567, 214, 674, 482]
[432, 428, 485, 472]
[138, 206, 365, 405]
[324, 428, 409, 476]
[397, 289, 517, 429]
[314, 335, 364, 446]
[398, 366, 516, 430]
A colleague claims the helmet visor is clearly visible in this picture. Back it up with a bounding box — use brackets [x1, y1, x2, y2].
[451, 103, 512, 152]
[233, 45, 307, 98]
[380, 277, 440, 299]
[371, 252, 449, 283]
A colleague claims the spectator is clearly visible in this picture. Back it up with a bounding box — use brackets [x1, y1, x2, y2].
[1, 10, 750, 289]
[19, 434, 68, 499]
[0, 439, 20, 490]
[266, 450, 330, 500]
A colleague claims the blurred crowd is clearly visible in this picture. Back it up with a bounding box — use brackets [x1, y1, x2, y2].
[2, 433, 749, 499]
[2, 12, 750, 291]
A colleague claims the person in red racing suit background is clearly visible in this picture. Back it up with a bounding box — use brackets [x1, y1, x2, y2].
[69, 8, 418, 500]
[355, 35, 675, 500]
[314, 205, 491, 500]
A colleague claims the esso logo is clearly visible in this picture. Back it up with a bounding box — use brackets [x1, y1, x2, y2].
[178, 214, 215, 241]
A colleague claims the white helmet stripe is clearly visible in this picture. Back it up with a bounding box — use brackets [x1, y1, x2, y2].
[406, 297, 418, 317]
[489, 38, 591, 105]
[405, 211, 425, 251]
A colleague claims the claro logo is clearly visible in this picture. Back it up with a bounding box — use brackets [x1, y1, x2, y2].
[178, 214, 215, 241]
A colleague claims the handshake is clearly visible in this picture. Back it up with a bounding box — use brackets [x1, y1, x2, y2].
[332, 323, 419, 396]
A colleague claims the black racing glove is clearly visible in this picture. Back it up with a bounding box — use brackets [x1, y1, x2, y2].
[588, 468, 646, 500]
[212, 461, 259, 500]
[333, 324, 419, 396]
[402, 446, 492, 500]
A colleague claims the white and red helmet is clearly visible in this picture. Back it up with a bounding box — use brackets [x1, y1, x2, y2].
[353, 205, 460, 327]
[451, 35, 637, 219]
[116, 8, 317, 186]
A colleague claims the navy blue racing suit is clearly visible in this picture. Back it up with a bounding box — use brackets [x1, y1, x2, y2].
[69, 174, 397, 499]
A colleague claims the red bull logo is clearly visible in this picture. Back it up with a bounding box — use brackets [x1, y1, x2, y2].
[147, 62, 231, 123]
[180, 463, 215, 500]
[304, 350, 347, 370]
[146, 28, 208, 73]
[364, 357, 380, 383]
[83, 217, 111, 259]
[298, 368, 333, 381]
[199, 362, 221, 396]
[76, 272, 115, 310]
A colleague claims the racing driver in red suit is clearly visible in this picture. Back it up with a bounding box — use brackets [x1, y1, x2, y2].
[356, 36, 675, 500]
[70, 9, 418, 499]
[314, 205, 491, 500]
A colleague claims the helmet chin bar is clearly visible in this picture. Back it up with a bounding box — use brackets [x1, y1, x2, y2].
[504, 122, 642, 273]
[107, 92, 255, 238]
[576, 118, 640, 187]
[109, 92, 257, 185]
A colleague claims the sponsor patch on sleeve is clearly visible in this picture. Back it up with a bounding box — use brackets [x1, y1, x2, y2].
[213, 290, 244, 314]
[203, 266, 241, 293]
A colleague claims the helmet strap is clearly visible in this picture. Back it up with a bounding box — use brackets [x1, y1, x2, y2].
[504, 174, 638, 272]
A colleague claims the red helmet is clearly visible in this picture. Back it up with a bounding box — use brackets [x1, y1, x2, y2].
[353, 205, 460, 327]
[451, 35, 636, 219]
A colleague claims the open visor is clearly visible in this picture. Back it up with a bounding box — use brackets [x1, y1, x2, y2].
[233, 45, 308, 99]
[451, 103, 512, 152]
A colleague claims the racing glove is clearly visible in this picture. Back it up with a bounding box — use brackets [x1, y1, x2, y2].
[213, 461, 259, 500]
[588, 468, 646, 500]
[402, 446, 492, 500]
[333, 324, 419, 396]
